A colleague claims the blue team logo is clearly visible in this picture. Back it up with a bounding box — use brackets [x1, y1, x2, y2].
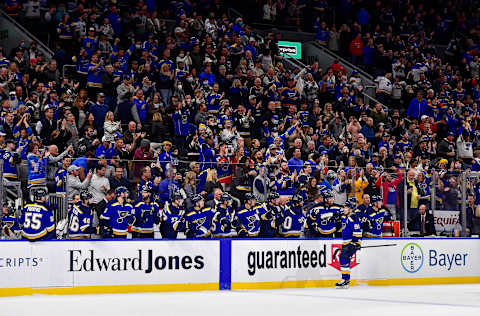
[401, 243, 424, 273]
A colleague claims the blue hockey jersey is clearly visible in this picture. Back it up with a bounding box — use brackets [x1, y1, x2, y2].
[20, 202, 55, 240]
[233, 206, 260, 237]
[68, 203, 94, 238]
[27, 154, 48, 188]
[211, 205, 233, 237]
[55, 168, 68, 192]
[256, 203, 277, 237]
[316, 204, 342, 235]
[364, 209, 386, 237]
[185, 207, 215, 238]
[132, 200, 160, 234]
[100, 200, 133, 237]
[1, 150, 19, 180]
[162, 201, 185, 239]
[1, 215, 21, 236]
[341, 214, 362, 245]
[278, 206, 305, 237]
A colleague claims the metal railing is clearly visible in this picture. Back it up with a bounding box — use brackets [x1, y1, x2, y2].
[0, 9, 53, 59]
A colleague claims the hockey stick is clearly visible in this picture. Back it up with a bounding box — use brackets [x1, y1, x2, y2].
[361, 244, 397, 249]
[333, 244, 397, 258]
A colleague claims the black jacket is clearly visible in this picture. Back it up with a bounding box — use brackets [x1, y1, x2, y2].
[408, 212, 436, 236]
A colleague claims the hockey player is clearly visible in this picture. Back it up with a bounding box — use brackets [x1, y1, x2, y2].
[99, 186, 133, 239]
[336, 199, 362, 289]
[257, 192, 280, 237]
[232, 193, 260, 237]
[67, 190, 95, 239]
[132, 185, 161, 239]
[1, 202, 21, 239]
[20, 187, 56, 241]
[278, 194, 306, 237]
[305, 192, 323, 237]
[211, 193, 234, 238]
[162, 192, 186, 239]
[184, 195, 215, 238]
[316, 190, 342, 237]
[364, 195, 389, 237]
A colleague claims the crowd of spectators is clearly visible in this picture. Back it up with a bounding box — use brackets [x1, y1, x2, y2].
[0, 0, 479, 238]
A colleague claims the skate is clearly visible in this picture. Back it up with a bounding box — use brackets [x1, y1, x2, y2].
[335, 279, 350, 289]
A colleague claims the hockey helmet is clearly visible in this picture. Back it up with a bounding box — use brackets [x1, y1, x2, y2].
[345, 199, 357, 210]
[244, 193, 257, 202]
[171, 192, 184, 202]
[115, 186, 128, 196]
[220, 193, 232, 203]
[267, 191, 280, 202]
[291, 194, 304, 206]
[322, 189, 334, 200]
[191, 194, 204, 205]
[140, 184, 153, 194]
[32, 187, 48, 201]
[80, 190, 93, 201]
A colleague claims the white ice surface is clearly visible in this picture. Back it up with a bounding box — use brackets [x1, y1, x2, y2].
[1, 284, 479, 316]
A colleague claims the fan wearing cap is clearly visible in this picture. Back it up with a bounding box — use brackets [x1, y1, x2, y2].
[99, 186, 133, 239]
[184, 194, 215, 238]
[66, 165, 93, 200]
[278, 194, 306, 238]
[95, 135, 117, 160]
[83, 27, 99, 57]
[280, 75, 301, 109]
[132, 185, 161, 239]
[437, 131, 457, 164]
[394, 130, 412, 154]
[1, 202, 20, 239]
[67, 190, 95, 239]
[20, 187, 55, 241]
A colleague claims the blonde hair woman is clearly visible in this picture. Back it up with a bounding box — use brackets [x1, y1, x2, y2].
[183, 170, 197, 208]
[103, 111, 121, 141]
[204, 168, 223, 198]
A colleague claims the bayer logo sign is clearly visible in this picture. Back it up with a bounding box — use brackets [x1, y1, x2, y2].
[401, 243, 424, 273]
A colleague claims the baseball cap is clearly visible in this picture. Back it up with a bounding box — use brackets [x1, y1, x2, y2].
[67, 165, 80, 173]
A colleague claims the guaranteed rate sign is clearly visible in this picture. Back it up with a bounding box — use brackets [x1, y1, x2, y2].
[278, 41, 302, 59]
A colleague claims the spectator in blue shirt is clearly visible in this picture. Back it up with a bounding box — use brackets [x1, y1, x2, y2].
[288, 148, 304, 175]
[89, 93, 110, 133]
[407, 91, 428, 120]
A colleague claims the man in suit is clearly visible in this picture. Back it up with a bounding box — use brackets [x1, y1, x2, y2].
[408, 204, 436, 236]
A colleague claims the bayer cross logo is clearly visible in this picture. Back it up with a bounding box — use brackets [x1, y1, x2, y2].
[401, 243, 424, 273]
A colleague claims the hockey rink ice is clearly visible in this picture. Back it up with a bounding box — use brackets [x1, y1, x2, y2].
[0, 284, 479, 316]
